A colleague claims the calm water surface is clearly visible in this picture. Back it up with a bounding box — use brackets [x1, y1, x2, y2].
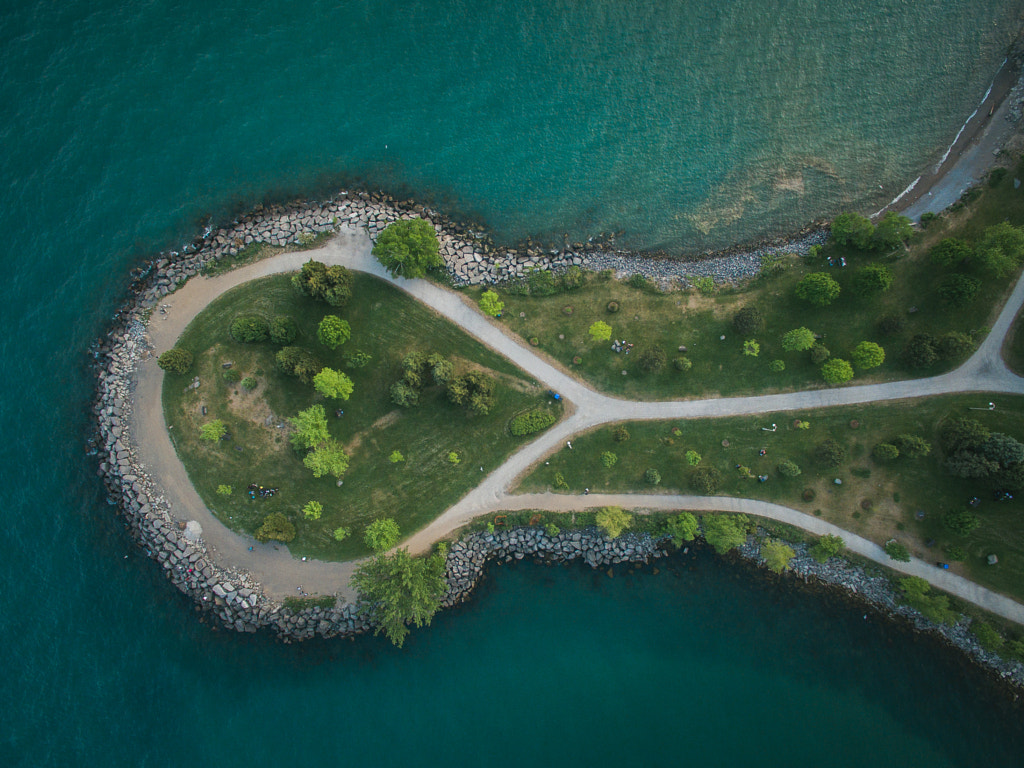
[2, 1, 1024, 765]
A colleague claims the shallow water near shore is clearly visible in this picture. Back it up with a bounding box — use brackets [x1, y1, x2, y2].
[3, 0, 1024, 764]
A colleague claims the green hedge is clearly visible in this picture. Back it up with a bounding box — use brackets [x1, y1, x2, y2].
[509, 410, 557, 436]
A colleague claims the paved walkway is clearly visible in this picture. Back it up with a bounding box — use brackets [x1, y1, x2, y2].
[134, 229, 1024, 622]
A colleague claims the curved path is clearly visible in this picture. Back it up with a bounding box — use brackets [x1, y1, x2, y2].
[135, 228, 1024, 621]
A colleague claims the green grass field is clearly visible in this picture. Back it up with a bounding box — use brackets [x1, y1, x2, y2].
[162, 272, 561, 560]
[517, 393, 1024, 602]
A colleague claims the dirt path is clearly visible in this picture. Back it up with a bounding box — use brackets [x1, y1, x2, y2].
[132, 229, 1024, 622]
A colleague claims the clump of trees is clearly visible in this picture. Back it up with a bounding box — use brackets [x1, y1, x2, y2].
[372, 219, 442, 279]
[903, 331, 976, 368]
[276, 346, 323, 384]
[900, 576, 958, 624]
[292, 259, 354, 307]
[390, 351, 455, 408]
[830, 211, 911, 251]
[941, 417, 1024, 489]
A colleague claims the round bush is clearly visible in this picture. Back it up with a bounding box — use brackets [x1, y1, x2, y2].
[222, 369, 241, 383]
[606, 300, 620, 313]
[157, 348, 193, 375]
[732, 306, 763, 335]
[821, 358, 854, 385]
[269, 315, 298, 345]
[644, 468, 662, 485]
[242, 376, 257, 390]
[938, 274, 981, 307]
[612, 425, 630, 442]
[230, 314, 270, 343]
[769, 359, 785, 372]
[816, 438, 846, 468]
[777, 459, 801, 477]
[674, 356, 692, 372]
[872, 443, 900, 462]
[810, 343, 830, 365]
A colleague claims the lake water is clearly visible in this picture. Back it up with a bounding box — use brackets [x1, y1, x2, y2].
[2, 1, 1023, 764]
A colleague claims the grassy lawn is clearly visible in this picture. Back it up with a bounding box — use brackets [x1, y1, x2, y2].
[163, 272, 561, 561]
[516, 393, 1024, 602]
[464, 161, 1024, 400]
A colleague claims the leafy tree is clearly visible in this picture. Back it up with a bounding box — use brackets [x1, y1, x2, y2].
[589, 320, 612, 342]
[884, 540, 911, 562]
[777, 459, 801, 477]
[871, 211, 912, 251]
[427, 353, 453, 385]
[200, 419, 227, 442]
[230, 315, 270, 343]
[372, 219, 442, 279]
[946, 450, 999, 479]
[980, 433, 1024, 467]
[938, 274, 981, 307]
[685, 450, 702, 466]
[944, 508, 980, 537]
[732, 306, 763, 335]
[638, 345, 667, 372]
[350, 545, 448, 647]
[389, 450, 405, 463]
[872, 443, 900, 462]
[795, 272, 841, 307]
[596, 506, 632, 539]
[830, 212, 874, 250]
[929, 237, 973, 268]
[900, 577, 958, 624]
[276, 345, 322, 383]
[216, 484, 232, 496]
[810, 343, 830, 365]
[447, 371, 495, 415]
[853, 264, 894, 295]
[689, 466, 722, 494]
[364, 518, 401, 552]
[781, 327, 816, 352]
[333, 526, 350, 542]
[940, 417, 990, 453]
[664, 513, 699, 545]
[600, 451, 618, 468]
[702, 514, 749, 554]
[390, 380, 420, 408]
[313, 367, 354, 400]
[851, 341, 885, 370]
[303, 439, 350, 479]
[809, 534, 845, 563]
[479, 290, 504, 317]
[644, 468, 662, 485]
[255, 512, 296, 543]
[815, 438, 846, 468]
[241, 376, 257, 390]
[893, 434, 931, 458]
[821, 358, 854, 384]
[613, 425, 630, 442]
[761, 539, 796, 573]
[302, 500, 323, 520]
[977, 221, 1024, 277]
[269, 315, 298, 345]
[400, 352, 429, 389]
[937, 331, 974, 361]
[291, 260, 353, 307]
[288, 404, 329, 450]
[743, 339, 760, 357]
[903, 334, 940, 368]
[317, 315, 351, 349]
[970, 621, 1005, 652]
[157, 348, 193, 374]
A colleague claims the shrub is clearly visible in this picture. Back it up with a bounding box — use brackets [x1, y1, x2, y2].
[970, 621, 1005, 652]
[216, 484, 232, 496]
[600, 451, 618, 468]
[919, 211, 938, 229]
[872, 443, 900, 462]
[302, 500, 323, 520]
[743, 339, 760, 357]
[553, 472, 569, 490]
[562, 265, 584, 290]
[769, 359, 785, 372]
[809, 534, 845, 563]
[777, 459, 801, 477]
[545, 523, 561, 538]
[876, 314, 905, 336]
[944, 508, 980, 537]
[937, 331, 974, 360]
[930, 238, 973, 268]
[390, 381, 420, 408]
[816, 438, 846, 468]
[871, 211, 912, 251]
[372, 219, 442, 279]
[527, 268, 558, 296]
[157, 348, 193, 374]
[761, 539, 796, 573]
[853, 264, 894, 295]
[732, 306, 764, 335]
[638, 345, 667, 372]
[200, 419, 227, 442]
[628, 273, 649, 290]
[612, 425, 630, 442]
[606, 300, 620, 313]
[852, 340, 886, 371]
[940, 417, 990, 453]
[689, 466, 722, 494]
[685, 450, 701, 466]
[903, 334, 939, 368]
[884, 541, 911, 562]
[702, 514, 749, 554]
[588, 321, 612, 342]
[389, 450, 405, 464]
[333, 526, 350, 542]
[343, 350, 373, 369]
[795, 272, 840, 306]
[694, 276, 715, 295]
[781, 327, 816, 352]
[291, 260, 354, 307]
[241, 376, 257, 390]
[830, 212, 874, 250]
[269, 315, 298, 345]
[664, 512, 699, 544]
[938, 274, 981, 307]
[255, 513, 296, 543]
[809, 343, 830, 365]
[478, 290, 504, 317]
[899, 577, 958, 624]
[674, 356, 692, 372]
[821, 358, 854, 385]
[759, 253, 787, 279]
[944, 545, 967, 561]
[364, 518, 401, 552]
[230, 314, 270, 343]
[644, 468, 662, 485]
[276, 346, 322, 383]
[893, 434, 931, 458]
[317, 315, 351, 349]
[596, 506, 633, 538]
[222, 368, 241, 383]
[447, 451, 460, 464]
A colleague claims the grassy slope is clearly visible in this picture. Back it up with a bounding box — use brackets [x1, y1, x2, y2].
[163, 272, 560, 560]
[517, 394, 1024, 602]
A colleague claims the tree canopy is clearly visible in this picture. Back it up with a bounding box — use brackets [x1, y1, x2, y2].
[820, 357, 854, 384]
[291, 259, 354, 307]
[303, 438, 350, 478]
[761, 539, 795, 573]
[364, 517, 401, 552]
[479, 290, 504, 317]
[158, 348, 193, 374]
[781, 327, 816, 352]
[288, 404, 329, 450]
[313, 367, 354, 400]
[702, 514, 749, 554]
[372, 219, 442, 279]
[596, 506, 632, 538]
[256, 512, 296, 543]
[317, 315, 351, 349]
[851, 341, 885, 370]
[795, 272, 840, 307]
[871, 211, 912, 251]
[589, 320, 612, 342]
[830, 212, 874, 250]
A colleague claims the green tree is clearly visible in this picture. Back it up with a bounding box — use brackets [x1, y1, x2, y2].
[900, 577, 958, 624]
[343, 349, 373, 369]
[702, 514, 749, 554]
[871, 211, 912, 250]
[545, 523, 561, 538]
[970, 621, 1005, 652]
[781, 327, 816, 352]
[674, 356, 693, 372]
[389, 450, 405, 463]
[613, 425, 631, 442]
[769, 359, 785, 372]
[350, 545, 448, 647]
[938, 274, 981, 307]
[600, 451, 618, 468]
[940, 417, 990, 453]
[853, 263, 894, 295]
[809, 534, 845, 563]
[830, 212, 874, 250]
[256, 513, 296, 543]
[644, 468, 662, 485]
[884, 540, 911, 562]
[230, 315, 269, 342]
[333, 526, 351, 542]
[313, 367, 354, 400]
[903, 334, 940, 368]
[937, 331, 975, 361]
[815, 438, 846, 468]
[589, 321, 612, 342]
[810, 343, 830, 365]
[372, 219, 442, 279]
[596, 506, 632, 538]
[479, 290, 504, 317]
[893, 434, 931, 458]
[944, 508, 980, 537]
[732, 306, 763, 335]
[275, 345, 322, 383]
[872, 443, 900, 462]
[390, 381, 420, 408]
[929, 238, 973, 268]
[364, 518, 401, 552]
[946, 451, 999, 479]
[795, 272, 841, 307]
[447, 371, 495, 415]
[761, 539, 796, 573]
[977, 221, 1024, 277]
[269, 315, 298, 345]
[980, 433, 1024, 467]
[302, 500, 323, 520]
[157, 348, 193, 374]
[777, 459, 801, 477]
[447, 451, 460, 464]
[664, 512, 699, 545]
[200, 419, 227, 442]
[821, 358, 854, 384]
[291, 260, 353, 307]
[216, 484, 232, 496]
[427, 353, 454, 386]
[303, 438, 350, 478]
[851, 341, 885, 370]
[317, 315, 351, 349]
[288, 404, 329, 450]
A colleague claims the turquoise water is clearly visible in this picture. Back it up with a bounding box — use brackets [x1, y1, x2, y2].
[2, 1, 1024, 764]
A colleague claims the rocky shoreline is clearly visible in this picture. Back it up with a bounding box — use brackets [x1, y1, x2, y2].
[90, 189, 1022, 690]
